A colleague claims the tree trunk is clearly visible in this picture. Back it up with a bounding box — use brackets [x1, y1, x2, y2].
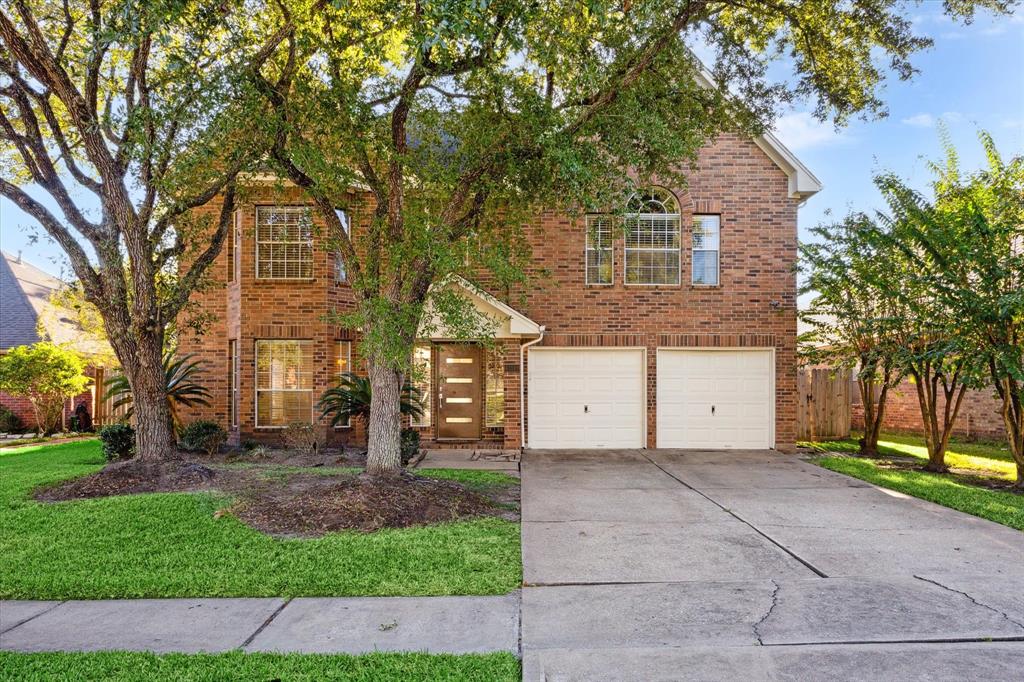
[111, 328, 176, 462]
[365, 359, 403, 475]
[857, 374, 889, 457]
[993, 377, 1024, 489]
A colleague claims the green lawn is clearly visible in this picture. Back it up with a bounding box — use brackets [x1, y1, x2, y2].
[816, 456, 1024, 530]
[0, 651, 520, 682]
[802, 431, 1017, 480]
[0, 441, 521, 600]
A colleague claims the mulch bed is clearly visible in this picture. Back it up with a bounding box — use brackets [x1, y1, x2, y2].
[35, 459, 519, 536]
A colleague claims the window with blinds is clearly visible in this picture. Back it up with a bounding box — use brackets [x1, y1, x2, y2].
[485, 349, 504, 427]
[624, 188, 680, 285]
[411, 345, 431, 427]
[255, 340, 313, 427]
[256, 206, 314, 279]
[585, 215, 614, 285]
[692, 214, 721, 286]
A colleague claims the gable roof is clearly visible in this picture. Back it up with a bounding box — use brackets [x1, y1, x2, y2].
[690, 66, 822, 200]
[0, 251, 55, 349]
[0, 251, 113, 360]
[419, 275, 542, 339]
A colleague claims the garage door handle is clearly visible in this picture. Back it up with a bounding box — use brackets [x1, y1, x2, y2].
[711, 405, 715, 416]
[584, 405, 589, 413]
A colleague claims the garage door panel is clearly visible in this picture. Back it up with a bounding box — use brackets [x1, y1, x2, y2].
[657, 349, 773, 449]
[528, 349, 645, 449]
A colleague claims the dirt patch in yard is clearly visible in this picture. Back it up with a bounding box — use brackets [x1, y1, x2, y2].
[35, 460, 519, 536]
[233, 472, 502, 536]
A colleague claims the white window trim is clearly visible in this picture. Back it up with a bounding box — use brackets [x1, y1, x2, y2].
[623, 189, 681, 287]
[335, 208, 350, 284]
[692, 214, 721, 287]
[254, 206, 315, 281]
[411, 345, 432, 428]
[254, 339, 314, 429]
[584, 214, 614, 286]
[623, 224, 682, 287]
[334, 340, 353, 429]
[229, 339, 239, 429]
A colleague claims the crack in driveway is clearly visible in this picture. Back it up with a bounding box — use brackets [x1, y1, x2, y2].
[913, 575, 1024, 631]
[752, 579, 780, 645]
[640, 453, 829, 579]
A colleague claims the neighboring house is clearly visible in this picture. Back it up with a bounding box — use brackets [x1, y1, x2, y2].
[178, 130, 822, 452]
[0, 251, 117, 430]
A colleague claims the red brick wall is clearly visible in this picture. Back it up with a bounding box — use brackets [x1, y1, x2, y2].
[852, 380, 1007, 442]
[0, 379, 94, 432]
[178, 132, 801, 450]
[513, 133, 799, 449]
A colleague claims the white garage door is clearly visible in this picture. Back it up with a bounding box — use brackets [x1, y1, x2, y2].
[657, 349, 773, 449]
[528, 349, 645, 448]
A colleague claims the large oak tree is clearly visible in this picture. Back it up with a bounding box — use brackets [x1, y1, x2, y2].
[0, 0, 287, 459]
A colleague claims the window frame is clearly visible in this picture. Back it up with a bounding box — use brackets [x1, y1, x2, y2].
[334, 208, 350, 284]
[333, 340, 353, 429]
[254, 206, 315, 281]
[691, 214, 721, 287]
[623, 188, 681, 287]
[228, 339, 239, 429]
[410, 344, 432, 428]
[484, 348, 505, 427]
[584, 214, 614, 286]
[254, 339, 314, 428]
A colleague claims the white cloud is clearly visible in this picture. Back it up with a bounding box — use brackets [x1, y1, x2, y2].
[772, 112, 849, 151]
[900, 112, 963, 128]
[902, 113, 935, 128]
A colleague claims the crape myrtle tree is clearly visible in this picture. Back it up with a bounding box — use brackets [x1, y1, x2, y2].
[799, 213, 906, 457]
[248, 0, 1013, 474]
[0, 0, 289, 460]
[879, 132, 1024, 484]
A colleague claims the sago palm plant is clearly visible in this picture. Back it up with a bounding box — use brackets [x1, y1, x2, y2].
[104, 353, 212, 433]
[317, 372, 425, 427]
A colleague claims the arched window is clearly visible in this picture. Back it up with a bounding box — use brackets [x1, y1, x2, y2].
[625, 187, 680, 285]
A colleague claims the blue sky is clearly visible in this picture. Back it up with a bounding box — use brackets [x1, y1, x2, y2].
[1, 5, 1022, 286]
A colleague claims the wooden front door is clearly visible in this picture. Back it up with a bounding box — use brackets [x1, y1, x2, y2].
[437, 344, 482, 440]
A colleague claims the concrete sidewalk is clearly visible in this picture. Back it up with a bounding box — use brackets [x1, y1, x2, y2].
[0, 594, 519, 655]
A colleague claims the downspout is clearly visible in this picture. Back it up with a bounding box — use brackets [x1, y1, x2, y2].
[519, 326, 546, 450]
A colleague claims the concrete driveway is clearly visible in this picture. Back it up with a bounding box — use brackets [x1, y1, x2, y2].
[520, 449, 1024, 681]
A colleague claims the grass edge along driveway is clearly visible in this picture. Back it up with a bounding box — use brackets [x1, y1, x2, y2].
[0, 651, 520, 682]
[804, 433, 1022, 531]
[0, 441, 521, 600]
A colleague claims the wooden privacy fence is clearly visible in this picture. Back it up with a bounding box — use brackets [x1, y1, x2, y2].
[797, 368, 852, 441]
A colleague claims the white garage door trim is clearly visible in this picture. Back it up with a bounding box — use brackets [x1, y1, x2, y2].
[527, 347, 646, 449]
[656, 347, 775, 449]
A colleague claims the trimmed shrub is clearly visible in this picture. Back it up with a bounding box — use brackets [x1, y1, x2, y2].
[283, 421, 317, 454]
[178, 420, 227, 456]
[0, 406, 23, 434]
[401, 427, 420, 466]
[98, 423, 135, 461]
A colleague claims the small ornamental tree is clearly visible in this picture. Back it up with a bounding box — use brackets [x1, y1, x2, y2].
[0, 342, 90, 434]
[880, 131, 1024, 485]
[247, 0, 1012, 474]
[799, 213, 906, 457]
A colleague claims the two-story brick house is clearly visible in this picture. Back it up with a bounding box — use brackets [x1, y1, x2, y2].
[178, 130, 820, 452]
